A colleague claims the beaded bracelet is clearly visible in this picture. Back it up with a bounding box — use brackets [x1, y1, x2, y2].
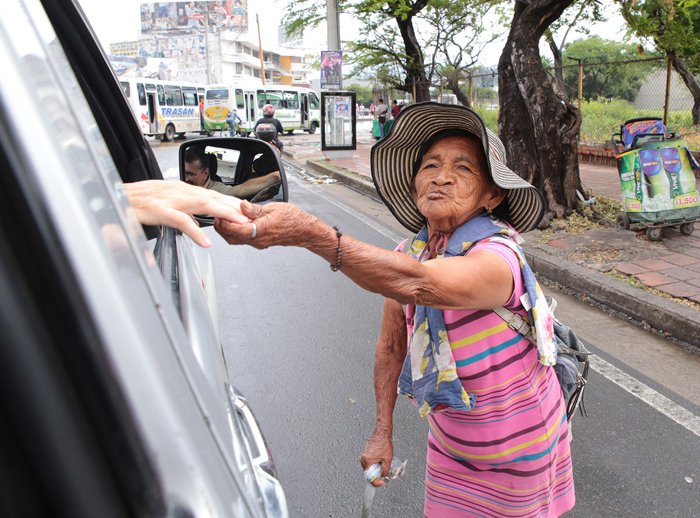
[330, 226, 342, 271]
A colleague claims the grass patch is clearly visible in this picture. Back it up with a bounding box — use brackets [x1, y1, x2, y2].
[474, 99, 700, 148]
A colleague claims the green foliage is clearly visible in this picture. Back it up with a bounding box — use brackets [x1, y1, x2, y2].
[344, 83, 374, 105]
[471, 106, 498, 132]
[578, 98, 699, 146]
[562, 37, 659, 101]
[283, 0, 503, 96]
[619, 0, 700, 71]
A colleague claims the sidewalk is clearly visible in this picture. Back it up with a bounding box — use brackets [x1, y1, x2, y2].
[281, 129, 700, 349]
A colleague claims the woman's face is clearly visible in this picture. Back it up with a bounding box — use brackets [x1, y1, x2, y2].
[413, 135, 503, 232]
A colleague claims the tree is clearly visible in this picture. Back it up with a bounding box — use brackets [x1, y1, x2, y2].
[619, 0, 700, 124]
[284, 0, 501, 103]
[344, 83, 374, 105]
[543, 0, 605, 92]
[423, 0, 504, 106]
[498, 0, 583, 220]
[285, 0, 433, 101]
[561, 37, 659, 101]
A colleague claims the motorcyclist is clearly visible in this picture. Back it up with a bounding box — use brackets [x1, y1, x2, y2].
[254, 122, 283, 156]
[254, 104, 284, 151]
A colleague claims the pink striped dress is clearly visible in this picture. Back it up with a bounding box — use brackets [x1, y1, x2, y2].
[404, 239, 575, 517]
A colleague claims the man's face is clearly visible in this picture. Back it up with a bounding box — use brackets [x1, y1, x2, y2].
[184, 158, 208, 187]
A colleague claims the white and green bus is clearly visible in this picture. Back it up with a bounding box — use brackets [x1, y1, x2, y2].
[203, 84, 321, 135]
[119, 78, 209, 141]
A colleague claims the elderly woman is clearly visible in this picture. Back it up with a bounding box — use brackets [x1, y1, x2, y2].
[215, 102, 575, 517]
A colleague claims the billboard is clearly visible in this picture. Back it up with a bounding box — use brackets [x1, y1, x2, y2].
[320, 50, 342, 90]
[140, 1, 248, 34]
[109, 32, 223, 83]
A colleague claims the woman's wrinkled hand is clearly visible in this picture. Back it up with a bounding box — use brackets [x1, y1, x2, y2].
[215, 201, 316, 249]
[360, 429, 394, 487]
[124, 180, 249, 247]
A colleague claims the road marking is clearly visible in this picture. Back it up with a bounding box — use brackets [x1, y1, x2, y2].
[287, 168, 406, 244]
[590, 355, 700, 437]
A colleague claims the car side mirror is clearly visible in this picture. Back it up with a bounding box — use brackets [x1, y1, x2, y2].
[179, 137, 288, 226]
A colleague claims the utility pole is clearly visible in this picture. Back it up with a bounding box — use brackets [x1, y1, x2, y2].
[204, 1, 212, 83]
[326, 0, 340, 51]
[256, 14, 266, 85]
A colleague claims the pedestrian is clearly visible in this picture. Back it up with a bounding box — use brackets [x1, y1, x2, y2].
[375, 98, 389, 138]
[369, 102, 375, 117]
[391, 99, 400, 118]
[199, 95, 205, 130]
[214, 102, 574, 517]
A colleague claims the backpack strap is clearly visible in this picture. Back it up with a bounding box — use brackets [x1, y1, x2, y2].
[493, 307, 535, 343]
[494, 296, 558, 346]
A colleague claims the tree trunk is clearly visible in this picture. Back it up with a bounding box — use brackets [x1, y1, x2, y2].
[445, 71, 470, 107]
[670, 52, 700, 126]
[396, 16, 431, 102]
[498, 0, 582, 221]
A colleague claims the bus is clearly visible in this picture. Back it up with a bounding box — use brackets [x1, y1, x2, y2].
[203, 84, 321, 135]
[119, 78, 210, 141]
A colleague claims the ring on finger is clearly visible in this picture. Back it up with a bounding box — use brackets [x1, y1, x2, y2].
[251, 222, 257, 239]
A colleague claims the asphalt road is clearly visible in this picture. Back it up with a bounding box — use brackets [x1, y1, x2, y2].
[152, 138, 700, 517]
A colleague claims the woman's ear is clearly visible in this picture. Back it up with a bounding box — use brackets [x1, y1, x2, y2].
[487, 186, 506, 210]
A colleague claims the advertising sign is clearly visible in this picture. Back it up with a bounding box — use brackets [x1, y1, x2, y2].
[320, 50, 343, 90]
[616, 139, 699, 215]
[140, 1, 248, 34]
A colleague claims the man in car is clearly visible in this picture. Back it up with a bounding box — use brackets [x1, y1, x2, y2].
[183, 146, 280, 200]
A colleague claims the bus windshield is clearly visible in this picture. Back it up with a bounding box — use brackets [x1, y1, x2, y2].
[207, 89, 229, 100]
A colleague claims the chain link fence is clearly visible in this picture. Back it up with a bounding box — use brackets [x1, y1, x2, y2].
[460, 57, 700, 149]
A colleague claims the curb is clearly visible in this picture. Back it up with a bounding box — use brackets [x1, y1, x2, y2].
[525, 246, 700, 348]
[297, 155, 381, 202]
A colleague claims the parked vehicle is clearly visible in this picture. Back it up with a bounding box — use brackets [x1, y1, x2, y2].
[204, 84, 321, 135]
[0, 0, 289, 516]
[119, 77, 210, 141]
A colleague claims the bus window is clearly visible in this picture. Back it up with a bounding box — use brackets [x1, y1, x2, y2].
[145, 83, 155, 92]
[157, 85, 165, 105]
[309, 92, 320, 110]
[206, 88, 229, 100]
[137, 83, 147, 106]
[257, 90, 266, 108]
[182, 87, 197, 106]
[284, 91, 299, 110]
[164, 85, 182, 106]
[119, 81, 129, 97]
[265, 90, 284, 109]
[235, 89, 245, 110]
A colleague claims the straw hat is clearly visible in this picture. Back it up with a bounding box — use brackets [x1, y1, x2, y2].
[370, 102, 544, 233]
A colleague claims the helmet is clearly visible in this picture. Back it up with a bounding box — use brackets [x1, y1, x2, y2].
[262, 104, 275, 116]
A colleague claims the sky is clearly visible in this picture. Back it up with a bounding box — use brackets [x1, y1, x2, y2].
[78, 0, 628, 69]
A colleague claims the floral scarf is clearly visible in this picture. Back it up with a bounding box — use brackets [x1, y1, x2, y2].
[397, 214, 556, 418]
